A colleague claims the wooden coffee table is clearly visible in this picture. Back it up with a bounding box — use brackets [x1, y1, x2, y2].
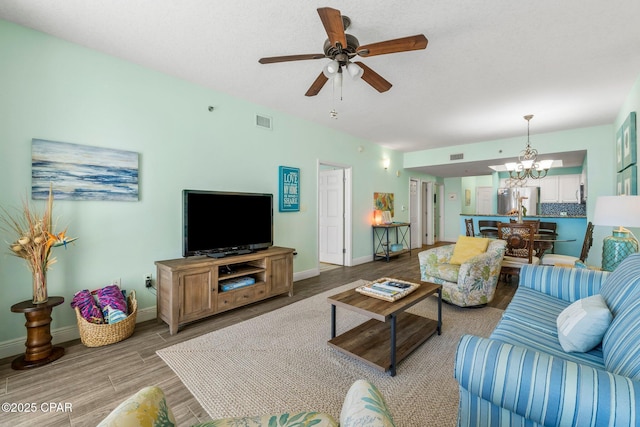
[327, 279, 442, 376]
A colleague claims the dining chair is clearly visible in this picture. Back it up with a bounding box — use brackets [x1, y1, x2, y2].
[537, 221, 558, 253]
[509, 218, 541, 233]
[541, 222, 594, 266]
[464, 218, 475, 237]
[478, 220, 499, 238]
[498, 222, 540, 281]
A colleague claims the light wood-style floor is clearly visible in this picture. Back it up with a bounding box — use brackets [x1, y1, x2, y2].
[0, 244, 517, 426]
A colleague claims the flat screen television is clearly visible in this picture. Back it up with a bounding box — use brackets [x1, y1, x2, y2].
[183, 190, 273, 257]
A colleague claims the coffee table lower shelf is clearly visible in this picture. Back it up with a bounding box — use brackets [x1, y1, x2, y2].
[328, 311, 438, 375]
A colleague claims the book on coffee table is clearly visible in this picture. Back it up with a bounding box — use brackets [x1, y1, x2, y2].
[356, 277, 420, 302]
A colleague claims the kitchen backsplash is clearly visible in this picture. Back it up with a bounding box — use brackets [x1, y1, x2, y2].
[540, 203, 586, 216]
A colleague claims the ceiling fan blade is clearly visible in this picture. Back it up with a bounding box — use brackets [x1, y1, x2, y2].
[353, 61, 392, 93]
[305, 72, 329, 97]
[259, 54, 326, 64]
[317, 7, 347, 49]
[357, 34, 428, 57]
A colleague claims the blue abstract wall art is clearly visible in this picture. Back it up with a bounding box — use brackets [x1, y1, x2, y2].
[32, 139, 139, 201]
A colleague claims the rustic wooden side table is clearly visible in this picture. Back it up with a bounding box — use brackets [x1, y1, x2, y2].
[10, 296, 65, 370]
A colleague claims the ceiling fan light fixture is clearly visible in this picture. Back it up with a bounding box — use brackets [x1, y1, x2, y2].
[323, 60, 340, 77]
[346, 62, 363, 79]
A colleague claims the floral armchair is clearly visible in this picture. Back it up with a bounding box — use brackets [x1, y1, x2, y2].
[97, 379, 395, 427]
[419, 239, 506, 307]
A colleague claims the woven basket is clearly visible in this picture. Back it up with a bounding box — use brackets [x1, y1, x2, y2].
[75, 290, 137, 347]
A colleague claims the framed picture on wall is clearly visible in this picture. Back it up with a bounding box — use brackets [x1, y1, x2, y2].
[616, 126, 624, 172]
[617, 172, 623, 195]
[622, 112, 637, 170]
[621, 165, 638, 195]
[32, 138, 139, 201]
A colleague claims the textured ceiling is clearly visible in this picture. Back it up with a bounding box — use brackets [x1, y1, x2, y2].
[1, 0, 639, 163]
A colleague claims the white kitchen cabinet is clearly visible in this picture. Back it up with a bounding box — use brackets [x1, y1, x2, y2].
[539, 174, 581, 203]
[539, 176, 559, 203]
[559, 174, 581, 203]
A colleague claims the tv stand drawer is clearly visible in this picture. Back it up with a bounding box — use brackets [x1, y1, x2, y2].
[217, 283, 266, 311]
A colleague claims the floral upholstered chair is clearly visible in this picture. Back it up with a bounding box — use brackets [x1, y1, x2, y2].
[98, 379, 395, 427]
[419, 237, 506, 307]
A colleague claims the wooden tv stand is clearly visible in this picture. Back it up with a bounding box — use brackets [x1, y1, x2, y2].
[155, 246, 294, 335]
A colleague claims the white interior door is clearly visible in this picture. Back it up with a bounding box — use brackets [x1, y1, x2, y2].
[476, 186, 493, 214]
[319, 168, 344, 265]
[436, 184, 444, 242]
[424, 181, 434, 245]
[409, 178, 421, 249]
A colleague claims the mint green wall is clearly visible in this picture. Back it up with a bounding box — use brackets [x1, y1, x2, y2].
[460, 176, 493, 215]
[0, 20, 432, 344]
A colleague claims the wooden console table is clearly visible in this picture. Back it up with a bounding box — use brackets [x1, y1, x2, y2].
[10, 296, 65, 370]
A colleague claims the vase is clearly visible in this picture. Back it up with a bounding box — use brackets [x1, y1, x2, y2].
[32, 270, 48, 304]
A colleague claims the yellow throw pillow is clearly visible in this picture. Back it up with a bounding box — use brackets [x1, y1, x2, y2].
[450, 236, 490, 265]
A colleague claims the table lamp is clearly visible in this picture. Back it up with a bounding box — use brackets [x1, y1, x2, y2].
[593, 195, 640, 271]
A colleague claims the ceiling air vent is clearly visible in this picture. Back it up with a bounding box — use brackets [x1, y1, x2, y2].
[450, 153, 464, 161]
[256, 114, 273, 130]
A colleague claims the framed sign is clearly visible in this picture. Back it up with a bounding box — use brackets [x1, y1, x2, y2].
[279, 166, 300, 212]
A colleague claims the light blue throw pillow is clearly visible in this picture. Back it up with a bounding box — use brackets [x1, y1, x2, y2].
[556, 294, 612, 353]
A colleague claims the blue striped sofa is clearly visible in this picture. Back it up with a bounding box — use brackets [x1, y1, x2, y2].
[454, 253, 640, 426]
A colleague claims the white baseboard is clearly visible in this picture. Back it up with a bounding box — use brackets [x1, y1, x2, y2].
[0, 306, 158, 360]
[351, 255, 375, 266]
[293, 268, 319, 282]
[1, 259, 389, 359]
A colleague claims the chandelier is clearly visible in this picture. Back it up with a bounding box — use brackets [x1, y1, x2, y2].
[505, 115, 553, 181]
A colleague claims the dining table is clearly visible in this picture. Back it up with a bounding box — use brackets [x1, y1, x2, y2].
[478, 231, 576, 258]
[533, 234, 577, 258]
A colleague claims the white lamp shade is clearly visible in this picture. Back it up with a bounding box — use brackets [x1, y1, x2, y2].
[323, 60, 340, 77]
[537, 159, 554, 170]
[505, 162, 518, 171]
[520, 159, 534, 169]
[593, 196, 640, 228]
[346, 62, 363, 79]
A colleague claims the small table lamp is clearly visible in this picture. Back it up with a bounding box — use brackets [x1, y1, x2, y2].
[593, 196, 640, 271]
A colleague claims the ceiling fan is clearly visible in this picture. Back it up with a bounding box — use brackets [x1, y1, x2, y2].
[258, 7, 428, 97]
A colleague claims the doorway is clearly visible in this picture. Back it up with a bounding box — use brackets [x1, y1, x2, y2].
[409, 178, 422, 249]
[318, 162, 352, 267]
[421, 181, 443, 245]
[476, 186, 493, 214]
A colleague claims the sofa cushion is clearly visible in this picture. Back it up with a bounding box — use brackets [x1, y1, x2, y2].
[502, 287, 570, 335]
[450, 236, 490, 265]
[602, 297, 640, 381]
[494, 287, 605, 369]
[340, 379, 395, 427]
[491, 316, 605, 370]
[557, 294, 612, 353]
[518, 264, 609, 303]
[599, 253, 640, 316]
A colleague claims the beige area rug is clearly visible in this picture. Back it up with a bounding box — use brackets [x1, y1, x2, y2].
[157, 280, 503, 426]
